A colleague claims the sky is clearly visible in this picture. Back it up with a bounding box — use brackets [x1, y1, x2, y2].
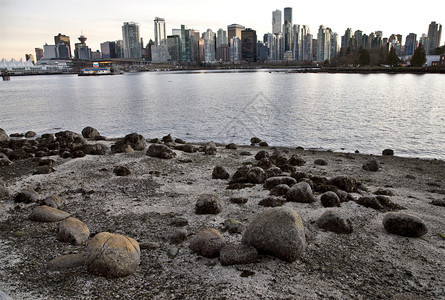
[1, 0, 444, 60]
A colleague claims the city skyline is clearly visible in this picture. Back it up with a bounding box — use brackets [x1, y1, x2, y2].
[1, 0, 444, 60]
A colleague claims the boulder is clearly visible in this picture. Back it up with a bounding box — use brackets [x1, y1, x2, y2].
[320, 191, 341, 207]
[382, 149, 394, 156]
[242, 207, 306, 262]
[71, 150, 86, 158]
[255, 150, 269, 160]
[82, 144, 107, 155]
[266, 167, 282, 178]
[57, 217, 90, 245]
[259, 141, 269, 147]
[14, 188, 39, 203]
[250, 137, 262, 144]
[189, 228, 225, 258]
[230, 165, 250, 184]
[174, 144, 197, 153]
[123, 133, 146, 151]
[383, 212, 428, 237]
[247, 167, 267, 184]
[43, 195, 65, 209]
[174, 138, 186, 144]
[29, 205, 70, 222]
[329, 176, 357, 193]
[219, 244, 258, 266]
[203, 141, 217, 155]
[225, 143, 237, 150]
[147, 144, 176, 159]
[289, 155, 306, 166]
[264, 176, 297, 190]
[259, 197, 286, 207]
[0, 128, 9, 143]
[25, 131, 37, 138]
[162, 134, 174, 143]
[270, 184, 290, 196]
[357, 196, 383, 210]
[362, 157, 380, 172]
[286, 182, 316, 203]
[195, 194, 222, 214]
[113, 166, 131, 176]
[336, 190, 349, 202]
[169, 228, 188, 244]
[257, 158, 274, 170]
[85, 232, 140, 278]
[212, 166, 230, 180]
[314, 158, 328, 166]
[317, 210, 353, 234]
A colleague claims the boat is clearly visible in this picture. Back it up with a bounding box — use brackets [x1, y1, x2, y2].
[78, 67, 123, 76]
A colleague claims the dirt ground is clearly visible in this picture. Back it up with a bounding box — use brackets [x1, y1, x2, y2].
[1, 140, 444, 299]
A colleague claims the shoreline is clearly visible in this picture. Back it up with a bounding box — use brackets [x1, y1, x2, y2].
[1, 129, 445, 298]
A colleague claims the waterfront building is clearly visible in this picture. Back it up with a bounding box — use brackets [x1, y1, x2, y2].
[303, 34, 313, 61]
[43, 44, 57, 59]
[216, 29, 229, 61]
[419, 33, 429, 50]
[35, 48, 43, 61]
[54, 33, 71, 58]
[272, 9, 282, 35]
[241, 28, 257, 62]
[427, 21, 442, 54]
[57, 41, 70, 59]
[116, 40, 124, 58]
[167, 35, 181, 62]
[230, 36, 241, 63]
[25, 54, 35, 64]
[74, 34, 91, 60]
[292, 25, 310, 61]
[227, 24, 245, 45]
[341, 28, 353, 54]
[91, 50, 101, 60]
[151, 45, 171, 63]
[317, 25, 332, 62]
[154, 17, 167, 46]
[203, 29, 216, 62]
[330, 32, 339, 59]
[283, 7, 292, 52]
[257, 41, 268, 62]
[405, 33, 418, 56]
[101, 41, 117, 59]
[189, 29, 201, 63]
[264, 33, 274, 61]
[216, 29, 228, 48]
[122, 22, 141, 59]
[180, 25, 191, 62]
[272, 33, 284, 61]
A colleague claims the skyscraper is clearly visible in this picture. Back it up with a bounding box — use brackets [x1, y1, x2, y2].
[35, 48, 43, 61]
[272, 10, 282, 35]
[167, 35, 181, 62]
[101, 41, 118, 59]
[241, 28, 257, 62]
[203, 29, 216, 62]
[427, 21, 442, 54]
[122, 22, 141, 59]
[54, 33, 71, 58]
[216, 29, 228, 48]
[405, 33, 418, 56]
[227, 24, 245, 45]
[283, 7, 292, 52]
[154, 17, 167, 46]
[317, 25, 332, 62]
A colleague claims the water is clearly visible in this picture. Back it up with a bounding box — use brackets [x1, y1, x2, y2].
[1, 70, 444, 160]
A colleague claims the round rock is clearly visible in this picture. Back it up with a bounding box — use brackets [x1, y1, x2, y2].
[286, 181, 316, 203]
[147, 144, 176, 159]
[189, 228, 225, 258]
[247, 167, 267, 184]
[320, 191, 341, 207]
[195, 194, 222, 215]
[317, 210, 353, 234]
[113, 166, 131, 176]
[362, 157, 380, 172]
[220, 244, 258, 266]
[383, 212, 428, 237]
[242, 207, 306, 262]
[212, 166, 230, 180]
[29, 205, 71, 222]
[57, 217, 90, 245]
[85, 232, 140, 278]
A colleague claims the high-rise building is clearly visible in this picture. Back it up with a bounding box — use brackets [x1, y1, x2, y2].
[57, 42, 70, 59]
[303, 33, 313, 61]
[35, 48, 43, 61]
[101, 41, 117, 59]
[405, 33, 418, 56]
[283, 7, 292, 52]
[167, 35, 181, 62]
[330, 32, 338, 59]
[341, 28, 353, 54]
[172, 29, 181, 36]
[317, 25, 332, 62]
[189, 29, 201, 63]
[292, 25, 310, 61]
[241, 28, 257, 62]
[203, 29, 216, 62]
[122, 22, 141, 59]
[180, 25, 191, 62]
[116, 40, 124, 58]
[54, 33, 71, 58]
[230, 37, 241, 63]
[154, 17, 167, 46]
[43, 43, 57, 60]
[216, 29, 229, 61]
[427, 21, 442, 54]
[272, 10, 282, 35]
[216, 29, 228, 48]
[228, 24, 245, 45]
[74, 34, 90, 60]
[25, 54, 35, 64]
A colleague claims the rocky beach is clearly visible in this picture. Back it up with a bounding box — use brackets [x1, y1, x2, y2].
[0, 128, 444, 299]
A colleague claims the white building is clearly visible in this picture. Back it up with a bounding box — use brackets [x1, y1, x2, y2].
[203, 29, 216, 62]
[43, 44, 57, 59]
[230, 37, 241, 63]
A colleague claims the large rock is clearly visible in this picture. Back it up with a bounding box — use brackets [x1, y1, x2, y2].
[383, 212, 428, 237]
[286, 182, 316, 203]
[29, 205, 71, 222]
[382, 149, 394, 156]
[329, 176, 357, 193]
[317, 210, 353, 234]
[14, 188, 39, 203]
[195, 194, 222, 214]
[320, 191, 341, 207]
[362, 157, 380, 172]
[57, 217, 90, 245]
[82, 143, 108, 155]
[264, 176, 297, 190]
[112, 133, 146, 153]
[47, 253, 85, 271]
[0, 128, 9, 143]
[85, 232, 140, 278]
[147, 144, 176, 159]
[247, 167, 267, 184]
[81, 127, 100, 139]
[113, 166, 131, 176]
[242, 207, 306, 262]
[212, 166, 230, 180]
[189, 228, 225, 258]
[203, 141, 217, 155]
[219, 244, 258, 266]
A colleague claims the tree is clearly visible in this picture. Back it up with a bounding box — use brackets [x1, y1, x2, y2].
[411, 44, 426, 67]
[386, 47, 399, 67]
[358, 49, 371, 66]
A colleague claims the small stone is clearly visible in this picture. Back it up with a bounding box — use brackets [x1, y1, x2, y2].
[140, 242, 160, 250]
[29, 205, 71, 222]
[383, 212, 428, 237]
[195, 194, 222, 214]
[220, 244, 258, 266]
[25, 131, 37, 138]
[270, 184, 290, 196]
[170, 228, 188, 244]
[229, 197, 248, 205]
[382, 149, 394, 156]
[266, 167, 282, 178]
[71, 150, 86, 158]
[320, 191, 341, 207]
[357, 196, 383, 210]
[14, 188, 39, 203]
[247, 167, 267, 184]
[147, 144, 176, 159]
[374, 188, 395, 196]
[162, 134, 174, 143]
[258, 141, 269, 147]
[175, 138, 186, 144]
[212, 166, 230, 180]
[225, 143, 237, 150]
[250, 137, 262, 144]
[259, 196, 286, 207]
[189, 228, 225, 258]
[57, 217, 90, 245]
[43, 195, 65, 209]
[167, 246, 179, 258]
[362, 157, 380, 172]
[317, 210, 353, 234]
[286, 182, 316, 203]
[264, 176, 297, 190]
[314, 159, 328, 166]
[224, 219, 244, 234]
[336, 190, 349, 202]
[47, 253, 85, 271]
[113, 166, 131, 176]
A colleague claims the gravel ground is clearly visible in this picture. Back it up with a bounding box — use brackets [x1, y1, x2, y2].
[1, 141, 445, 299]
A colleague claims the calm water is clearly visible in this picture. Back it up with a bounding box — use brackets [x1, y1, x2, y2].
[1, 70, 444, 160]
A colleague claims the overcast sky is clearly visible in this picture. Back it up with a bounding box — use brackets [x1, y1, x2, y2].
[1, 0, 444, 60]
